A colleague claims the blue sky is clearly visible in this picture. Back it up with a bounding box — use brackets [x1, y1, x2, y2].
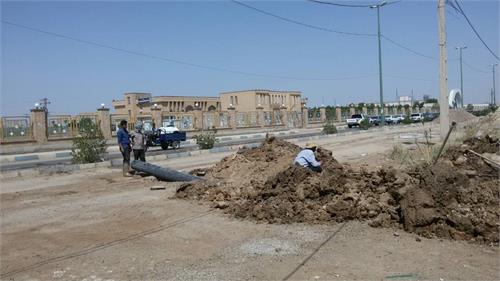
[1, 0, 498, 115]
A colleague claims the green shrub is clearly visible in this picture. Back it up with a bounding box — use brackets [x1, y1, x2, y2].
[359, 118, 372, 130]
[194, 131, 217, 149]
[71, 118, 107, 163]
[322, 122, 337, 134]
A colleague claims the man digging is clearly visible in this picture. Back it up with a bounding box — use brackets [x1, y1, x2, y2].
[294, 142, 322, 172]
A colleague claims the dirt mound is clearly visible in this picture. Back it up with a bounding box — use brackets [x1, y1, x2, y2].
[176, 136, 499, 243]
[462, 134, 499, 154]
[177, 136, 301, 201]
[433, 109, 478, 124]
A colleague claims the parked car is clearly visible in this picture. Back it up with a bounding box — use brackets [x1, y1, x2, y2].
[395, 114, 405, 122]
[368, 116, 381, 126]
[346, 114, 367, 128]
[410, 113, 424, 122]
[384, 115, 399, 125]
[423, 112, 439, 122]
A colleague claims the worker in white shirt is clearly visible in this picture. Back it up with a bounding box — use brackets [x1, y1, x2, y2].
[294, 142, 322, 172]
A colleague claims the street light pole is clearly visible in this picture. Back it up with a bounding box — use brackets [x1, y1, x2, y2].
[456, 46, 467, 108]
[371, 1, 387, 124]
[491, 63, 498, 106]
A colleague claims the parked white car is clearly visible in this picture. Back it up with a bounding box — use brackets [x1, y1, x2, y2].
[410, 113, 424, 122]
[384, 115, 400, 124]
[346, 114, 367, 128]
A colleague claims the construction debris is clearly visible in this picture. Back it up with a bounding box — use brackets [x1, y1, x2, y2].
[176, 136, 499, 243]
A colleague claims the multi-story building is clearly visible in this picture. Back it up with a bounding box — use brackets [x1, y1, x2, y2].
[219, 89, 302, 112]
[111, 90, 304, 130]
[113, 92, 218, 116]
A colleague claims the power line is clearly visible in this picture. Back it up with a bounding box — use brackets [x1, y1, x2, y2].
[306, 0, 374, 8]
[462, 60, 490, 74]
[1, 20, 378, 81]
[233, 0, 438, 62]
[381, 35, 437, 60]
[453, 0, 500, 61]
[384, 74, 437, 82]
[231, 0, 376, 37]
[308, 0, 402, 8]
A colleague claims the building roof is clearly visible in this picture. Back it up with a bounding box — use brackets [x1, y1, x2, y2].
[153, 95, 219, 100]
[219, 89, 302, 95]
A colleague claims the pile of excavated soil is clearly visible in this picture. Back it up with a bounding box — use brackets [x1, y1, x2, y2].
[433, 109, 478, 124]
[176, 136, 499, 243]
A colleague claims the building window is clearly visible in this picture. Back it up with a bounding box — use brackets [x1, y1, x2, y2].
[235, 96, 238, 105]
[127, 97, 131, 105]
[128, 110, 131, 117]
[230, 96, 234, 106]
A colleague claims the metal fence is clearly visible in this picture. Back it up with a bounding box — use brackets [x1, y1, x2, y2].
[218, 112, 230, 128]
[273, 111, 283, 126]
[263, 111, 273, 126]
[236, 112, 258, 128]
[48, 115, 73, 139]
[288, 111, 302, 128]
[137, 116, 153, 131]
[308, 111, 321, 123]
[203, 112, 217, 130]
[174, 114, 194, 130]
[0, 116, 32, 142]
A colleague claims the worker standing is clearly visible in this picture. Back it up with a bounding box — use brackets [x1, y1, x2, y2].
[117, 120, 133, 177]
[131, 123, 147, 162]
[294, 142, 322, 172]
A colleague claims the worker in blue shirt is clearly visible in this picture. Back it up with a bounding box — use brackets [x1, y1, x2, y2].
[117, 120, 132, 177]
[294, 142, 322, 173]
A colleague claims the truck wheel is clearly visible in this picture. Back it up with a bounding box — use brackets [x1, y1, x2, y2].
[348, 125, 352, 128]
[160, 142, 169, 150]
[172, 141, 180, 149]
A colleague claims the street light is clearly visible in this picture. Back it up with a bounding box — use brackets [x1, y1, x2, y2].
[455, 46, 467, 107]
[370, 1, 387, 124]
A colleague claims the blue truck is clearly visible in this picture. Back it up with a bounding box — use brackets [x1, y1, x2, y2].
[146, 128, 187, 150]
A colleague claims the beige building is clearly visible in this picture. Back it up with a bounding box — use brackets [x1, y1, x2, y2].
[113, 92, 219, 117]
[220, 90, 302, 112]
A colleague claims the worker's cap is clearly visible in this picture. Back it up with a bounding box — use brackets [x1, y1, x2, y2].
[305, 142, 318, 149]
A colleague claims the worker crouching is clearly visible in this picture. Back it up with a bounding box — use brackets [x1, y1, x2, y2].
[294, 142, 322, 173]
[131, 123, 147, 162]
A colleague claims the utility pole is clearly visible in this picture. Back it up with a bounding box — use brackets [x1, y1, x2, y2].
[456, 46, 467, 108]
[438, 0, 449, 139]
[491, 63, 498, 106]
[371, 1, 387, 124]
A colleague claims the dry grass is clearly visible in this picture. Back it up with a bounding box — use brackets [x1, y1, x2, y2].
[390, 129, 443, 166]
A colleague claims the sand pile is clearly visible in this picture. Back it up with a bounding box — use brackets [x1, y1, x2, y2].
[176, 136, 499, 243]
[433, 109, 478, 124]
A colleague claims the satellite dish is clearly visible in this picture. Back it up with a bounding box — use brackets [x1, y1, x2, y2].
[448, 89, 462, 109]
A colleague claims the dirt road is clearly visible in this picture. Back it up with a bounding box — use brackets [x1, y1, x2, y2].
[1, 126, 498, 280]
